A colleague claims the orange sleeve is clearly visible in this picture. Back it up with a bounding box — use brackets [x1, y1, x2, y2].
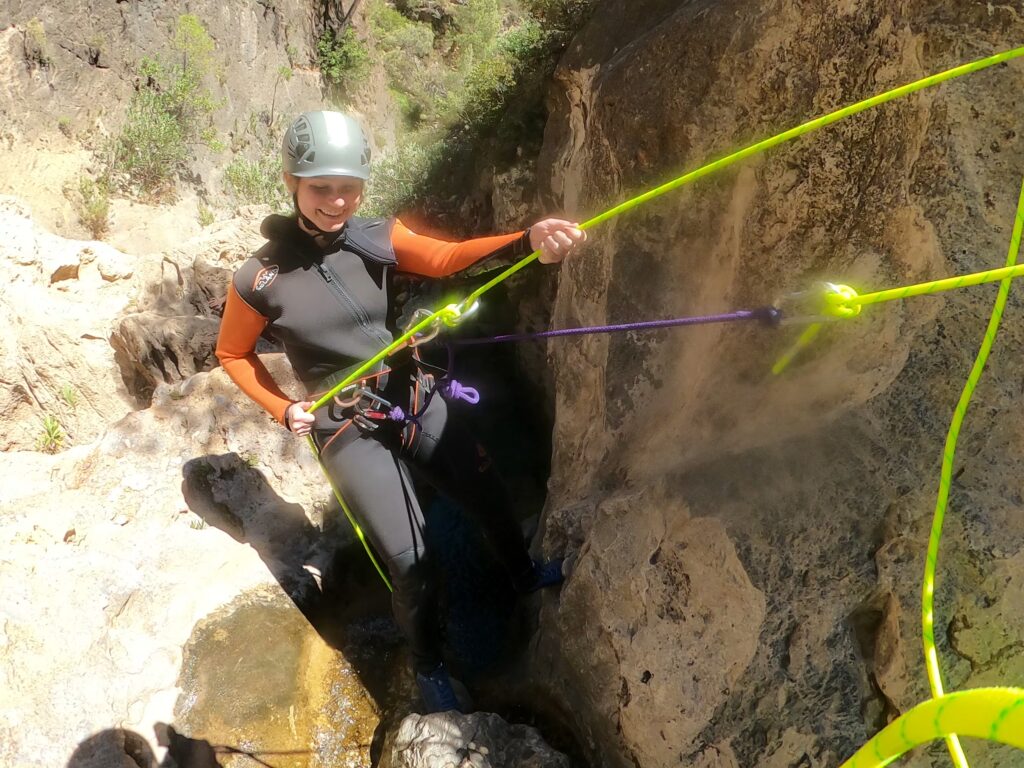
[215, 283, 294, 425]
[391, 218, 528, 277]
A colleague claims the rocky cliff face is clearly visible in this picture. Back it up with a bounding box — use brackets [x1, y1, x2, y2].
[7, 1, 1024, 767]
[532, 2, 1024, 766]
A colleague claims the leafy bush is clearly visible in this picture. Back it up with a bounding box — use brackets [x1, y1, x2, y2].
[317, 26, 370, 91]
[109, 14, 221, 198]
[361, 140, 440, 217]
[450, 0, 500, 64]
[71, 176, 111, 240]
[24, 18, 51, 68]
[224, 156, 290, 210]
[443, 19, 545, 129]
[521, 0, 597, 32]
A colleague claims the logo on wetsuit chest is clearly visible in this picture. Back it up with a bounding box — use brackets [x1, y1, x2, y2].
[253, 265, 279, 292]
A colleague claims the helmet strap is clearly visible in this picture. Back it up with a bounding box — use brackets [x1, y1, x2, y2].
[293, 193, 343, 246]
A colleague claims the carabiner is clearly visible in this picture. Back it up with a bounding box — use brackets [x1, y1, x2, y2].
[405, 307, 442, 347]
[773, 282, 861, 324]
[333, 381, 363, 409]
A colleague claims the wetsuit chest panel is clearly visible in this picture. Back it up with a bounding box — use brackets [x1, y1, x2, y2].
[236, 218, 397, 387]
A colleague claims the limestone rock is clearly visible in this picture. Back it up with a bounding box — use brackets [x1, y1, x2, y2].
[539, 490, 765, 767]
[110, 314, 222, 405]
[381, 711, 570, 768]
[0, 348, 361, 766]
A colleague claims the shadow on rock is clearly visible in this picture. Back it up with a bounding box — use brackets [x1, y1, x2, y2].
[66, 725, 220, 768]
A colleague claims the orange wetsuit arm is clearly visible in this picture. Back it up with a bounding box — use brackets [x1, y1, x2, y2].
[215, 283, 294, 425]
[391, 218, 530, 277]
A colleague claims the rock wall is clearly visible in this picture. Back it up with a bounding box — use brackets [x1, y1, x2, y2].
[534, 2, 1024, 766]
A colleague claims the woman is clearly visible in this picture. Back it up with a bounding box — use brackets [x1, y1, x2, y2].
[215, 110, 587, 712]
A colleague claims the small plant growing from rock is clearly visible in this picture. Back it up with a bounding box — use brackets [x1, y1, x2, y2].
[269, 65, 293, 127]
[36, 414, 65, 453]
[68, 176, 111, 240]
[197, 203, 215, 227]
[57, 116, 72, 138]
[24, 19, 51, 69]
[59, 385, 79, 410]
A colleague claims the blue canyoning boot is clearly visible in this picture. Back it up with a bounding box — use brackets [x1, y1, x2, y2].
[415, 663, 463, 713]
[513, 558, 566, 594]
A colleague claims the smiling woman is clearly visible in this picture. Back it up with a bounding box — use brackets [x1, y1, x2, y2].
[214, 109, 586, 714]
[288, 175, 365, 232]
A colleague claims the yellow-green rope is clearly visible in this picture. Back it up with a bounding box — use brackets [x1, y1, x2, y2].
[771, 322, 823, 375]
[840, 688, 1024, 768]
[309, 45, 1024, 414]
[920, 176, 1024, 766]
[307, 435, 393, 591]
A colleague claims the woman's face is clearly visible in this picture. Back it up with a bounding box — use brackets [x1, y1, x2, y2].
[288, 174, 364, 232]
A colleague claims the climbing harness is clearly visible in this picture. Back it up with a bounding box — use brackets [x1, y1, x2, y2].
[293, 44, 1024, 763]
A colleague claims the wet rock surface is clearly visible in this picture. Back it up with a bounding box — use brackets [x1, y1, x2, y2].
[174, 589, 381, 768]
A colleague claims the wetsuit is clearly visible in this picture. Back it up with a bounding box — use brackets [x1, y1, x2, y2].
[215, 214, 536, 671]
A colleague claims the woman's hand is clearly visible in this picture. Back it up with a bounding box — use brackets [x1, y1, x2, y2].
[285, 401, 315, 436]
[529, 218, 587, 264]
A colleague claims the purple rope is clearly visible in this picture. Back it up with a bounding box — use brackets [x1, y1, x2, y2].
[450, 306, 781, 346]
[440, 379, 480, 404]
[383, 378, 480, 426]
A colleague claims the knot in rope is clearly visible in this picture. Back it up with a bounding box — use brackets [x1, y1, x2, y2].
[440, 379, 480, 404]
[439, 300, 480, 327]
[821, 282, 862, 319]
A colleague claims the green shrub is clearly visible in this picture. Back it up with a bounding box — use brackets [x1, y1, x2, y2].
[367, 3, 439, 119]
[24, 18, 51, 68]
[450, 0, 500, 64]
[109, 14, 221, 198]
[443, 19, 544, 129]
[224, 156, 289, 210]
[522, 0, 596, 31]
[197, 203, 215, 227]
[71, 176, 111, 240]
[317, 26, 370, 91]
[361, 140, 440, 217]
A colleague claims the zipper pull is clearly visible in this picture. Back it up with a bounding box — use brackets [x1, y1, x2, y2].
[315, 262, 332, 282]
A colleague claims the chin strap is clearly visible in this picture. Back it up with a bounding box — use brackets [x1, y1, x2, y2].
[293, 193, 344, 246]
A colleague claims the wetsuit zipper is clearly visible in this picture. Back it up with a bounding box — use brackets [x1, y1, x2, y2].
[314, 259, 391, 348]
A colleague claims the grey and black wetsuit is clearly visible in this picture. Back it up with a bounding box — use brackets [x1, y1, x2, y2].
[215, 214, 535, 671]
